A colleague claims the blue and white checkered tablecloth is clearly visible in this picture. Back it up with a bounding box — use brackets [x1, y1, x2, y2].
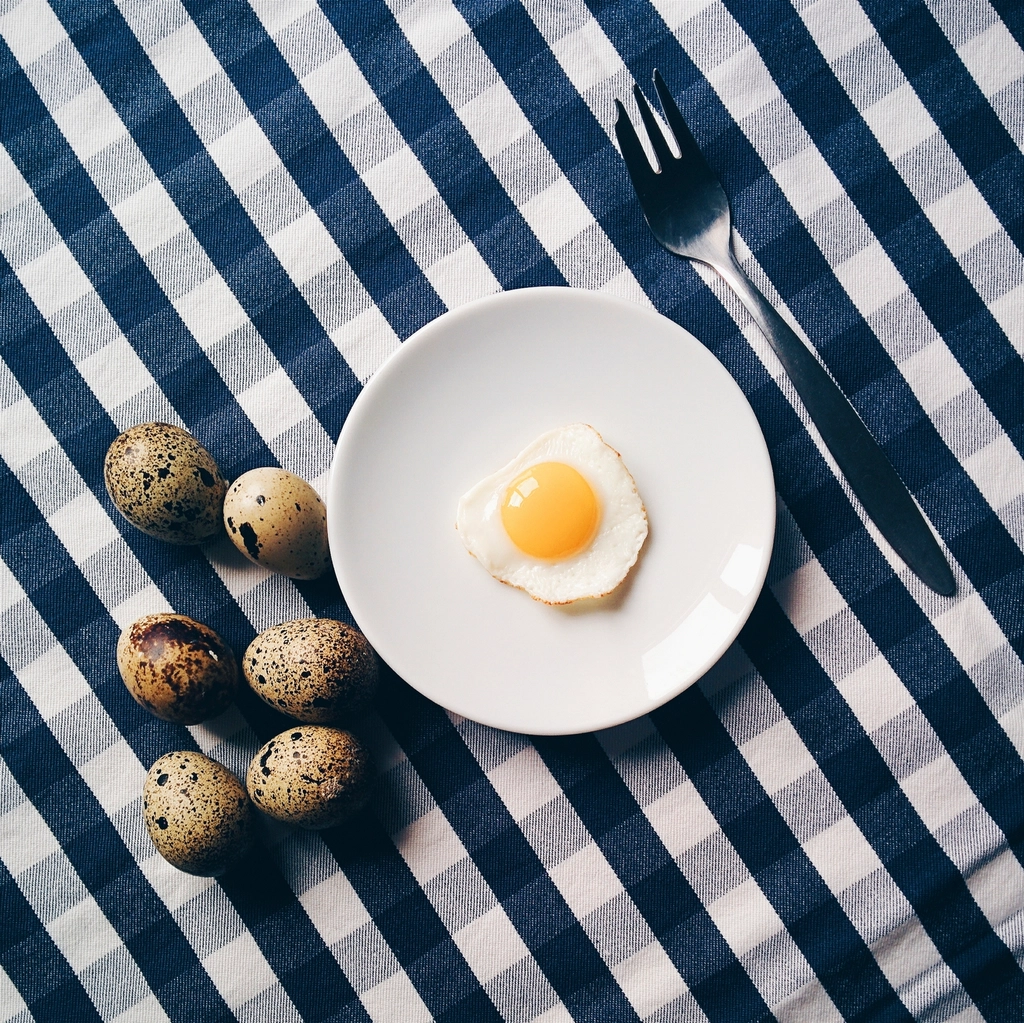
[2, 0, 1024, 1019]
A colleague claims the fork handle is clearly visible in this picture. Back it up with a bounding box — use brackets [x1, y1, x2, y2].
[711, 252, 955, 596]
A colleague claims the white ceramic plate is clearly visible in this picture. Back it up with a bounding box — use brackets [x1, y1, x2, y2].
[328, 288, 775, 735]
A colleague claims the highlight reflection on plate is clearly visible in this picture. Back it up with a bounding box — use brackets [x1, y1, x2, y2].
[328, 288, 775, 735]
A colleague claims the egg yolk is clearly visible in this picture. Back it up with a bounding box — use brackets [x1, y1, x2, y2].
[501, 462, 600, 559]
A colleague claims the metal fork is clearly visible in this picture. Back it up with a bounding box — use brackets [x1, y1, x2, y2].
[615, 70, 955, 596]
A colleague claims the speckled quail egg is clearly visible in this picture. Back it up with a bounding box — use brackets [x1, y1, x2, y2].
[104, 423, 227, 543]
[246, 726, 370, 829]
[223, 468, 330, 580]
[117, 614, 238, 724]
[244, 619, 378, 723]
[457, 423, 648, 604]
[143, 751, 254, 876]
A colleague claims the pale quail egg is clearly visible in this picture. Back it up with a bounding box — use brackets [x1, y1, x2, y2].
[143, 751, 254, 876]
[246, 726, 370, 829]
[117, 614, 238, 724]
[104, 422, 227, 543]
[223, 468, 330, 579]
[244, 618, 378, 723]
[456, 423, 647, 604]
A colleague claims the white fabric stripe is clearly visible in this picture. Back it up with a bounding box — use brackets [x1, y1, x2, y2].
[701, 651, 981, 1020]
[0, 561, 26, 621]
[922, 0, 1024, 150]
[797, 0, 1024, 358]
[249, 0, 503, 313]
[769, 536, 1024, 938]
[0, 392, 54, 476]
[0, 1, 336, 480]
[578, 718, 841, 1021]
[278, 833, 437, 1023]
[0, 149, 184, 434]
[356, 974, 432, 1023]
[0, 763, 172, 1023]
[606, 706, 979, 1022]
[113, 0, 400, 384]
[771, 486, 1024, 804]
[0, 965, 28, 1023]
[460, 727, 707, 1022]
[357, 716, 560, 1022]
[380, 0, 649, 306]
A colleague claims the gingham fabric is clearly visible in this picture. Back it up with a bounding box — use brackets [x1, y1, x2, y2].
[2, 0, 1023, 1020]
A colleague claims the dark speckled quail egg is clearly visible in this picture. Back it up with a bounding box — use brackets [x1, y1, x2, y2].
[244, 619, 377, 723]
[117, 614, 238, 724]
[104, 423, 227, 543]
[246, 726, 370, 829]
[223, 468, 330, 580]
[143, 751, 254, 876]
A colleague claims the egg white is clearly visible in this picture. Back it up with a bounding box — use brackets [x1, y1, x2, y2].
[456, 424, 648, 604]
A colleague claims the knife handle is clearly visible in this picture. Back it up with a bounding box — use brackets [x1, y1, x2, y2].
[711, 251, 955, 596]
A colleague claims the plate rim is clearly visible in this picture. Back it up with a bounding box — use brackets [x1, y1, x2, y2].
[328, 286, 775, 734]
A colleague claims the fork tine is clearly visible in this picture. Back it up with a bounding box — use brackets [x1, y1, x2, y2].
[652, 69, 706, 170]
[631, 84, 676, 174]
[614, 99, 658, 200]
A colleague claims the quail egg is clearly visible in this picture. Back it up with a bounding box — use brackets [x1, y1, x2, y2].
[117, 614, 238, 724]
[143, 751, 254, 876]
[457, 423, 648, 604]
[104, 423, 227, 543]
[244, 618, 378, 723]
[246, 726, 370, 829]
[223, 468, 330, 579]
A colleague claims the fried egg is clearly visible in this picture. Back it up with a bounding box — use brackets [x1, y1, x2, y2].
[457, 424, 648, 604]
